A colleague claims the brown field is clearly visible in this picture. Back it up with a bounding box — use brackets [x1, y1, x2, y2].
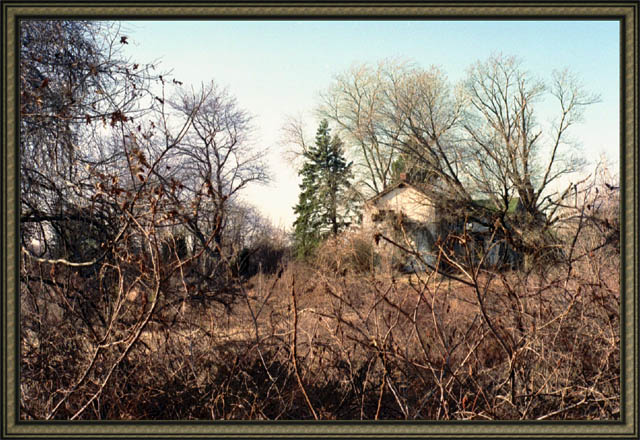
[21, 238, 620, 420]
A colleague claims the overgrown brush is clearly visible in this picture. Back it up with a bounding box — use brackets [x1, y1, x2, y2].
[20, 179, 620, 420]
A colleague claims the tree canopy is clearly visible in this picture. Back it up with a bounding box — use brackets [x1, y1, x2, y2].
[318, 55, 600, 260]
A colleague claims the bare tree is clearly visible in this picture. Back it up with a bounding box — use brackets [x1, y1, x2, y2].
[20, 20, 158, 263]
[318, 60, 414, 197]
[462, 54, 600, 224]
[318, 59, 472, 212]
[387, 64, 470, 202]
[321, 55, 600, 265]
[167, 81, 269, 258]
[19, 21, 254, 419]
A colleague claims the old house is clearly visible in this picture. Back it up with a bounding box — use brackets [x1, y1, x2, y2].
[361, 179, 449, 271]
[361, 178, 520, 272]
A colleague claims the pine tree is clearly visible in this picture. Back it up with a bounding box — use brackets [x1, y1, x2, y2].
[293, 160, 321, 258]
[293, 120, 352, 258]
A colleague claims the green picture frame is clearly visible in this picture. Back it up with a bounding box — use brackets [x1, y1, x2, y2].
[2, 2, 637, 438]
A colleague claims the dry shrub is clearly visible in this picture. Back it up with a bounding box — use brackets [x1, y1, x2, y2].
[21, 179, 619, 420]
[314, 230, 375, 274]
[233, 229, 290, 278]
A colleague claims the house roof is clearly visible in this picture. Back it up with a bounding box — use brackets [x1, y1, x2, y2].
[366, 180, 522, 223]
[367, 178, 523, 215]
[365, 180, 439, 206]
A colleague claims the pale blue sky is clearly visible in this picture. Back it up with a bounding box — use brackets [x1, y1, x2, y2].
[120, 20, 620, 228]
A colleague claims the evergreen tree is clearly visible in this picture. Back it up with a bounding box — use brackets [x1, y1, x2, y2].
[293, 159, 321, 258]
[293, 120, 352, 258]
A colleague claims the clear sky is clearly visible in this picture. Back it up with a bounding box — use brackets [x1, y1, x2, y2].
[120, 20, 620, 229]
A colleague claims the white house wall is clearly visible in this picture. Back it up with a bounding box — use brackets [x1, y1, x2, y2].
[361, 185, 443, 272]
[378, 187, 435, 222]
[363, 186, 436, 229]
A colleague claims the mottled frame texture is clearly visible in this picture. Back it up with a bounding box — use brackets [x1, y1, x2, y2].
[1, 1, 637, 438]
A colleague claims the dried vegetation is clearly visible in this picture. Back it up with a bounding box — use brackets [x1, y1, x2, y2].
[21, 176, 620, 420]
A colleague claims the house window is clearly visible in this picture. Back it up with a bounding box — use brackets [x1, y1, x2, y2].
[372, 209, 392, 222]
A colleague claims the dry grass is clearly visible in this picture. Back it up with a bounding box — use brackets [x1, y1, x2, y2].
[20, 205, 620, 420]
